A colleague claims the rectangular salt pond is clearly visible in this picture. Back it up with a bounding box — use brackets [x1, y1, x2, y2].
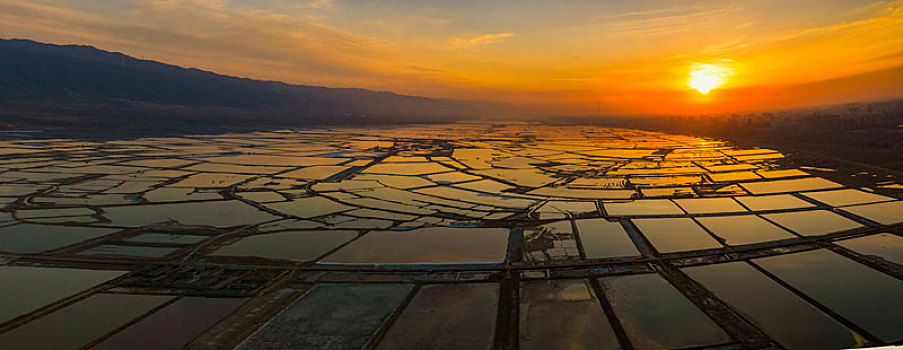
[833, 233, 903, 265]
[603, 199, 684, 217]
[124, 233, 209, 244]
[183, 163, 291, 175]
[239, 283, 412, 349]
[170, 173, 254, 188]
[673, 197, 748, 214]
[524, 221, 581, 262]
[0, 293, 174, 349]
[280, 166, 351, 180]
[762, 210, 864, 236]
[210, 154, 346, 167]
[755, 249, 903, 342]
[800, 188, 896, 207]
[414, 186, 536, 209]
[0, 266, 126, 325]
[574, 218, 640, 259]
[631, 218, 722, 253]
[598, 273, 731, 349]
[101, 200, 281, 227]
[733, 194, 816, 212]
[237, 191, 287, 203]
[426, 171, 481, 184]
[519, 279, 620, 350]
[841, 201, 903, 225]
[533, 201, 599, 220]
[143, 187, 223, 203]
[707, 171, 761, 182]
[738, 177, 842, 195]
[320, 227, 509, 264]
[639, 187, 694, 198]
[212, 230, 358, 262]
[695, 215, 797, 246]
[14, 207, 97, 219]
[376, 283, 499, 350]
[527, 187, 636, 200]
[353, 174, 435, 189]
[362, 162, 451, 175]
[0, 224, 118, 254]
[93, 297, 246, 350]
[265, 197, 354, 219]
[77, 245, 180, 258]
[684, 262, 860, 349]
[756, 169, 809, 179]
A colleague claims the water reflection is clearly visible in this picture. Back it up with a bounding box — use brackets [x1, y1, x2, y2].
[834, 233, 903, 265]
[321, 227, 509, 264]
[0, 124, 900, 347]
[685, 262, 862, 349]
[377, 283, 499, 349]
[520, 279, 620, 350]
[0, 293, 173, 349]
[598, 273, 731, 349]
[755, 249, 903, 342]
[213, 230, 357, 262]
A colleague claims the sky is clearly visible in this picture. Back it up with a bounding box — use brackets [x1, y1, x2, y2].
[2, 0, 902, 115]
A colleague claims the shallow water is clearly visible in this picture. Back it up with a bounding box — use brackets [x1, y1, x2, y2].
[362, 162, 451, 175]
[598, 273, 731, 349]
[801, 188, 896, 207]
[695, 215, 797, 246]
[93, 297, 246, 350]
[520, 279, 619, 350]
[632, 218, 723, 253]
[213, 230, 357, 261]
[125, 233, 209, 244]
[0, 224, 118, 253]
[264, 196, 355, 219]
[841, 201, 903, 225]
[574, 218, 639, 259]
[0, 124, 901, 347]
[733, 194, 816, 212]
[102, 200, 280, 227]
[321, 227, 510, 264]
[755, 249, 903, 342]
[762, 210, 864, 236]
[0, 293, 173, 349]
[280, 166, 351, 180]
[78, 245, 180, 258]
[739, 177, 842, 195]
[603, 199, 684, 217]
[833, 233, 903, 264]
[377, 283, 499, 349]
[533, 201, 598, 220]
[674, 197, 748, 214]
[684, 261, 861, 349]
[0, 266, 126, 324]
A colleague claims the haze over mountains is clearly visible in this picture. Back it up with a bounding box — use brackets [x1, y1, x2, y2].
[0, 38, 515, 130]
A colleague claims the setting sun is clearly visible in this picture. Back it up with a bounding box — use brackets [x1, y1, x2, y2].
[688, 64, 733, 95]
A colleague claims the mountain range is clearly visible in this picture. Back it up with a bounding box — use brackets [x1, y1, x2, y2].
[0, 38, 515, 130]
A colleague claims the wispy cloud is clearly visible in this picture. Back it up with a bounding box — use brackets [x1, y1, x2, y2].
[449, 33, 514, 47]
[599, 5, 745, 37]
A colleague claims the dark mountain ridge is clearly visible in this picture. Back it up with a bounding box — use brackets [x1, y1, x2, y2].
[0, 38, 514, 129]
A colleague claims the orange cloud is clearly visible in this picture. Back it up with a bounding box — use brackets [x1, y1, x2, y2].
[449, 33, 515, 47]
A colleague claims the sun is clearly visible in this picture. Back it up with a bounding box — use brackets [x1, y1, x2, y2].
[688, 63, 732, 94]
